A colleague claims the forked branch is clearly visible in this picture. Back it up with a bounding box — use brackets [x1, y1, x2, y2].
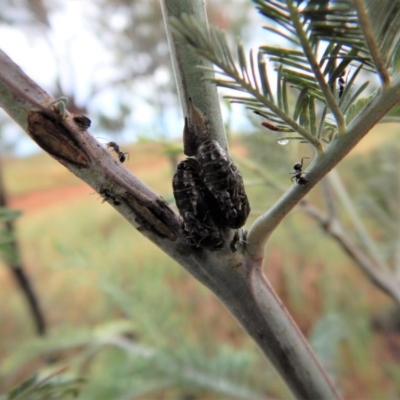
[0, 25, 340, 400]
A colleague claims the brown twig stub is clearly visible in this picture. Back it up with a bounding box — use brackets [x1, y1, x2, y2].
[72, 114, 91, 131]
[27, 111, 90, 167]
[183, 97, 211, 156]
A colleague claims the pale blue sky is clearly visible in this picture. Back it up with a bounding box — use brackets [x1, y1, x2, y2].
[0, 1, 269, 156]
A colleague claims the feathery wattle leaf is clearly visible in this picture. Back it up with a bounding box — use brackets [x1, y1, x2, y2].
[170, 0, 397, 144]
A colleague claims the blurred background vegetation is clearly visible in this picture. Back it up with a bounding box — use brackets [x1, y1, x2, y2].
[0, 1, 400, 399]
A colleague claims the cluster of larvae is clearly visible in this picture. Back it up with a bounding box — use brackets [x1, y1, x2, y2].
[172, 99, 250, 251]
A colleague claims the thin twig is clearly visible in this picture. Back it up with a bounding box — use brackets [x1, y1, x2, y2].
[286, 0, 346, 133]
[302, 201, 400, 306]
[0, 151, 46, 336]
[327, 170, 390, 274]
[353, 0, 391, 87]
[243, 157, 400, 307]
[320, 177, 338, 221]
[161, 5, 227, 151]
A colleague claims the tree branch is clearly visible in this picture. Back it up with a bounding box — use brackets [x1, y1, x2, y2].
[164, 2, 340, 398]
[0, 6, 342, 396]
[301, 200, 400, 306]
[160, 0, 227, 151]
[0, 150, 46, 336]
[240, 156, 400, 308]
[247, 73, 400, 259]
[327, 170, 390, 274]
[0, 47, 181, 262]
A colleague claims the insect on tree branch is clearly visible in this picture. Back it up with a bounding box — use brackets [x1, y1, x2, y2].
[173, 98, 250, 251]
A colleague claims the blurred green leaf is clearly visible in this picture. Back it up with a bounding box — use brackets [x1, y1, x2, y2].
[309, 313, 348, 379]
[346, 91, 376, 124]
[0, 208, 22, 223]
[392, 44, 400, 74]
[7, 375, 37, 400]
[6, 369, 84, 400]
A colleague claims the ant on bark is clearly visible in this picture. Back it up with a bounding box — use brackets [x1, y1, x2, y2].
[290, 157, 309, 185]
[97, 137, 129, 163]
[338, 69, 349, 99]
[99, 188, 121, 206]
[106, 142, 129, 163]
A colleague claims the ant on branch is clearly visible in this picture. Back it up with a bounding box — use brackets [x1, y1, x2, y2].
[290, 157, 309, 185]
[99, 188, 121, 206]
[338, 69, 348, 99]
[106, 141, 129, 163]
[97, 137, 129, 163]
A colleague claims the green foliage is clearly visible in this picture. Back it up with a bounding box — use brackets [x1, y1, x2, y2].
[309, 313, 349, 380]
[3, 369, 84, 400]
[1, 320, 268, 400]
[162, 142, 182, 158]
[345, 86, 376, 124]
[0, 208, 21, 224]
[393, 43, 400, 75]
[343, 140, 400, 265]
[363, 0, 400, 73]
[169, 0, 394, 146]
[0, 199, 271, 399]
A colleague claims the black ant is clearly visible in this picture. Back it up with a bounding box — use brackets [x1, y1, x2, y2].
[338, 69, 347, 99]
[99, 188, 121, 206]
[97, 137, 129, 163]
[290, 157, 309, 185]
[106, 141, 129, 163]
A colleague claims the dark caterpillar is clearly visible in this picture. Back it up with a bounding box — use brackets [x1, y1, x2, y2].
[172, 158, 223, 251]
[197, 139, 250, 229]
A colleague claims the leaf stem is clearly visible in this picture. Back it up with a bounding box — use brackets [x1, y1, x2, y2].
[170, 15, 323, 152]
[286, 0, 346, 134]
[327, 169, 390, 274]
[353, 0, 391, 88]
[160, 1, 227, 151]
[205, 57, 323, 151]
